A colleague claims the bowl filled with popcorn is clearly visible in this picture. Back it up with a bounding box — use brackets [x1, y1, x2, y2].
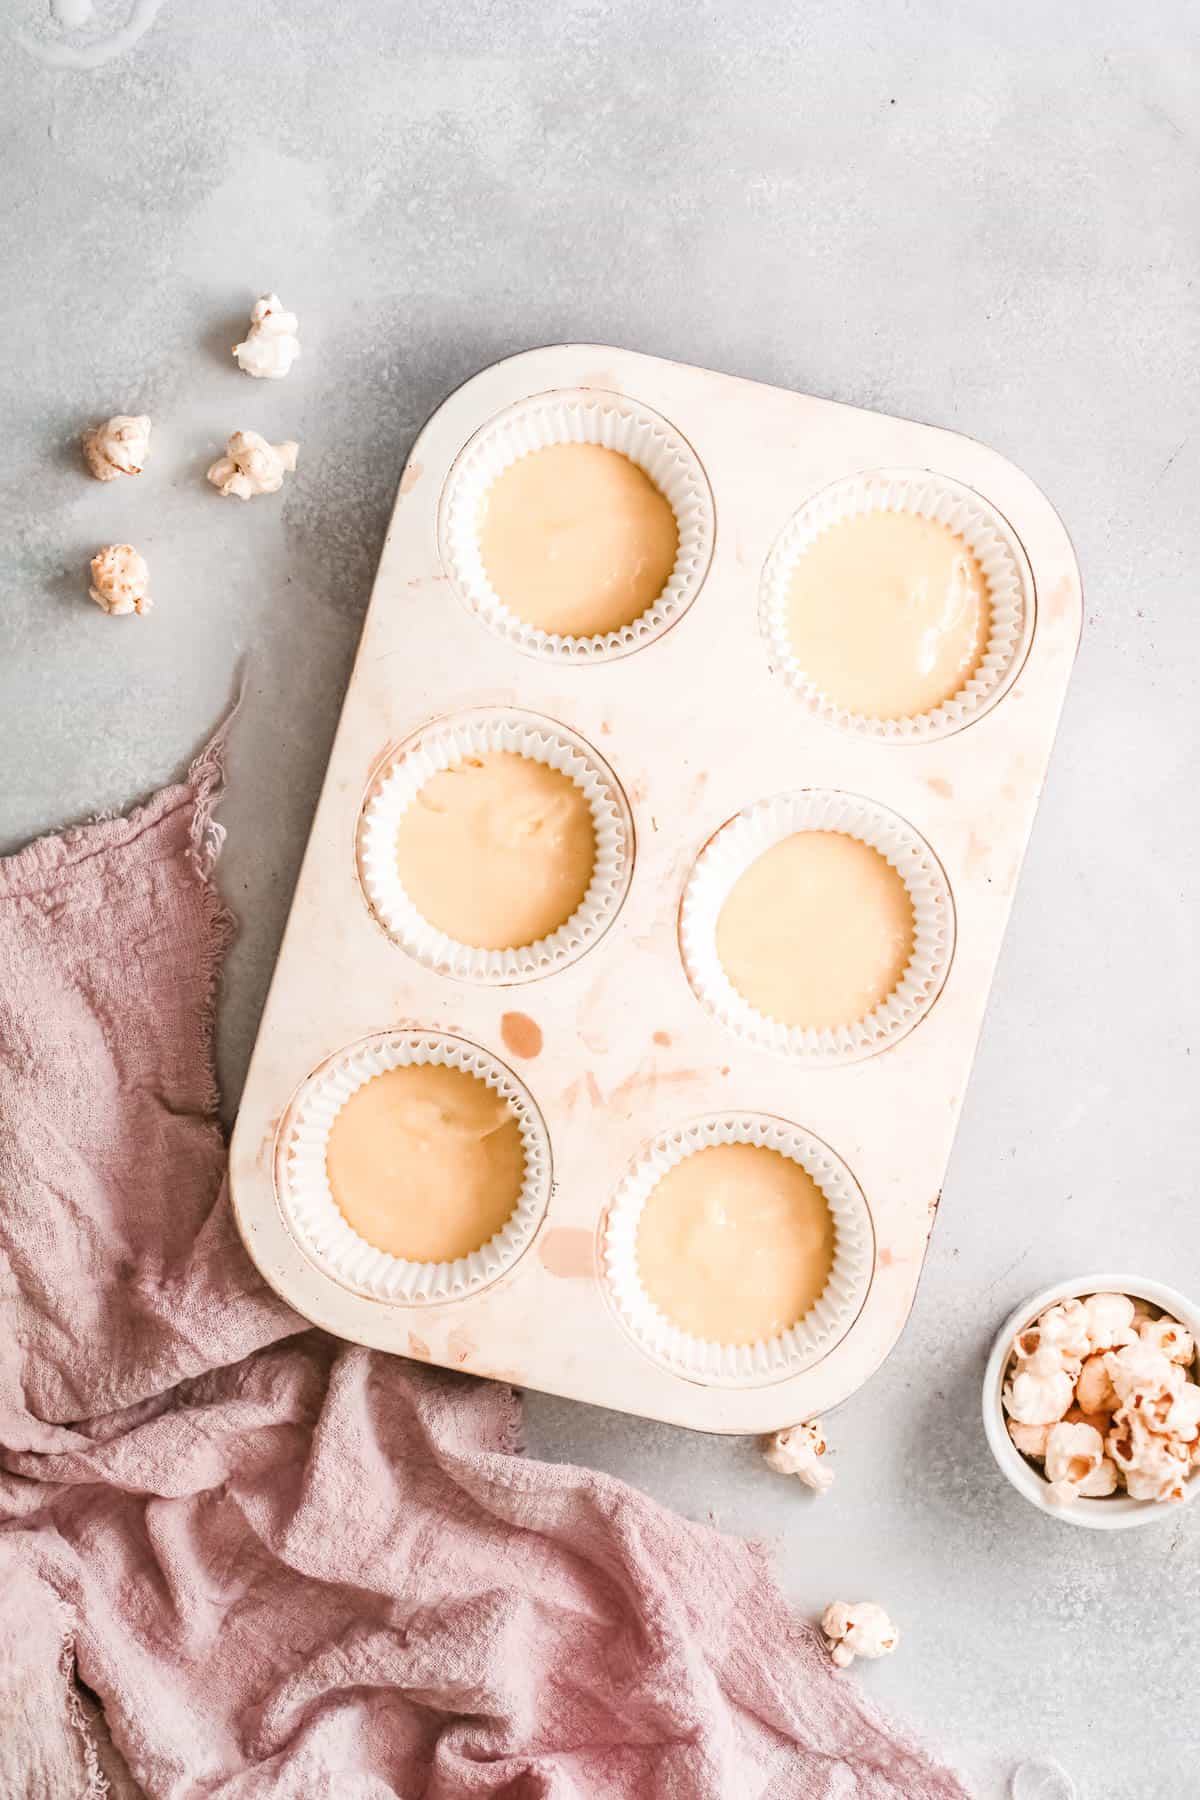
[983, 1275, 1200, 1528]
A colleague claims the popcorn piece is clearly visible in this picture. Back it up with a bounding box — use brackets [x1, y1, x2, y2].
[1021, 1346, 1071, 1379]
[1104, 1341, 1183, 1428]
[1044, 1454, 1117, 1507]
[1004, 1355, 1075, 1427]
[1008, 1420, 1051, 1460]
[1138, 1316, 1195, 1366]
[1044, 1420, 1104, 1490]
[1075, 1353, 1118, 1417]
[1075, 1456, 1118, 1498]
[1122, 1437, 1190, 1504]
[762, 1420, 833, 1492]
[1063, 1402, 1113, 1441]
[1124, 1381, 1183, 1435]
[1014, 1324, 1079, 1360]
[1107, 1410, 1154, 1474]
[1126, 1468, 1187, 1505]
[1161, 1382, 1200, 1443]
[1045, 1479, 1083, 1508]
[1103, 1339, 1180, 1406]
[820, 1601, 899, 1669]
[1106, 1411, 1191, 1500]
[1082, 1291, 1136, 1352]
[88, 544, 151, 616]
[1042, 1419, 1113, 1507]
[1035, 1299, 1092, 1363]
[82, 413, 151, 482]
[233, 293, 301, 379]
[206, 430, 298, 500]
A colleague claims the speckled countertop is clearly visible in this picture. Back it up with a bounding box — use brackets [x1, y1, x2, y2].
[2, 5, 1198, 1795]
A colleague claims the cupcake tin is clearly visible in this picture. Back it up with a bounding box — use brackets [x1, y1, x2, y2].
[229, 343, 1082, 1433]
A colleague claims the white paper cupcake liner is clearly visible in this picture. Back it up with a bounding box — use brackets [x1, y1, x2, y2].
[679, 789, 955, 1065]
[760, 468, 1035, 741]
[358, 708, 634, 985]
[277, 1031, 552, 1304]
[437, 388, 715, 663]
[602, 1113, 874, 1387]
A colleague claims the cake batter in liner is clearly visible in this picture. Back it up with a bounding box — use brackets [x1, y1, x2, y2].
[278, 1030, 552, 1304]
[679, 788, 954, 1065]
[358, 708, 633, 984]
[759, 468, 1034, 741]
[601, 1112, 874, 1387]
[438, 388, 715, 663]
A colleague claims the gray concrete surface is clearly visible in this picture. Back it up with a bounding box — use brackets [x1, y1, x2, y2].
[3, 4, 1199, 1795]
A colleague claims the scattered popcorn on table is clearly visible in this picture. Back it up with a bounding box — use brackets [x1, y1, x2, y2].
[88, 544, 151, 616]
[207, 429, 298, 500]
[82, 413, 152, 482]
[819, 1601, 898, 1669]
[762, 1420, 833, 1492]
[1003, 1291, 1199, 1508]
[233, 293, 301, 379]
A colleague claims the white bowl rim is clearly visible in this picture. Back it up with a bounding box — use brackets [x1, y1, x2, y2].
[982, 1271, 1200, 1531]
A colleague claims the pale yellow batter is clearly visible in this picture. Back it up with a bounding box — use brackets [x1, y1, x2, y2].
[716, 831, 914, 1031]
[478, 443, 679, 638]
[326, 1063, 525, 1261]
[786, 510, 990, 719]
[395, 752, 596, 950]
[636, 1143, 835, 1345]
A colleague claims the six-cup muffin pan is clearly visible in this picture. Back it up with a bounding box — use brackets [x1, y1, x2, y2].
[229, 343, 1082, 1432]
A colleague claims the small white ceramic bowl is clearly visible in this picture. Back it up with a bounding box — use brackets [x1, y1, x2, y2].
[983, 1273, 1200, 1531]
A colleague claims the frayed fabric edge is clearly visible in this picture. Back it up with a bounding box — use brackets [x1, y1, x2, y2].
[0, 670, 248, 898]
[55, 1620, 110, 1800]
[185, 676, 244, 1123]
[187, 670, 245, 886]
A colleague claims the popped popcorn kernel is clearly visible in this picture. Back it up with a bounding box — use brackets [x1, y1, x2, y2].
[82, 413, 151, 482]
[88, 544, 151, 617]
[207, 429, 298, 500]
[233, 293, 301, 380]
[820, 1601, 898, 1668]
[762, 1420, 833, 1493]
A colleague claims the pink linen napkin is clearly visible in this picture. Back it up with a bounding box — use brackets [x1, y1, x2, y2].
[0, 723, 971, 1800]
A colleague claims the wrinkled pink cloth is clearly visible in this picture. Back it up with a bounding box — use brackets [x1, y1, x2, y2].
[0, 733, 971, 1800]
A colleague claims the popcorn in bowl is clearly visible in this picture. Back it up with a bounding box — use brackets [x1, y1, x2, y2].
[1001, 1288, 1200, 1511]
